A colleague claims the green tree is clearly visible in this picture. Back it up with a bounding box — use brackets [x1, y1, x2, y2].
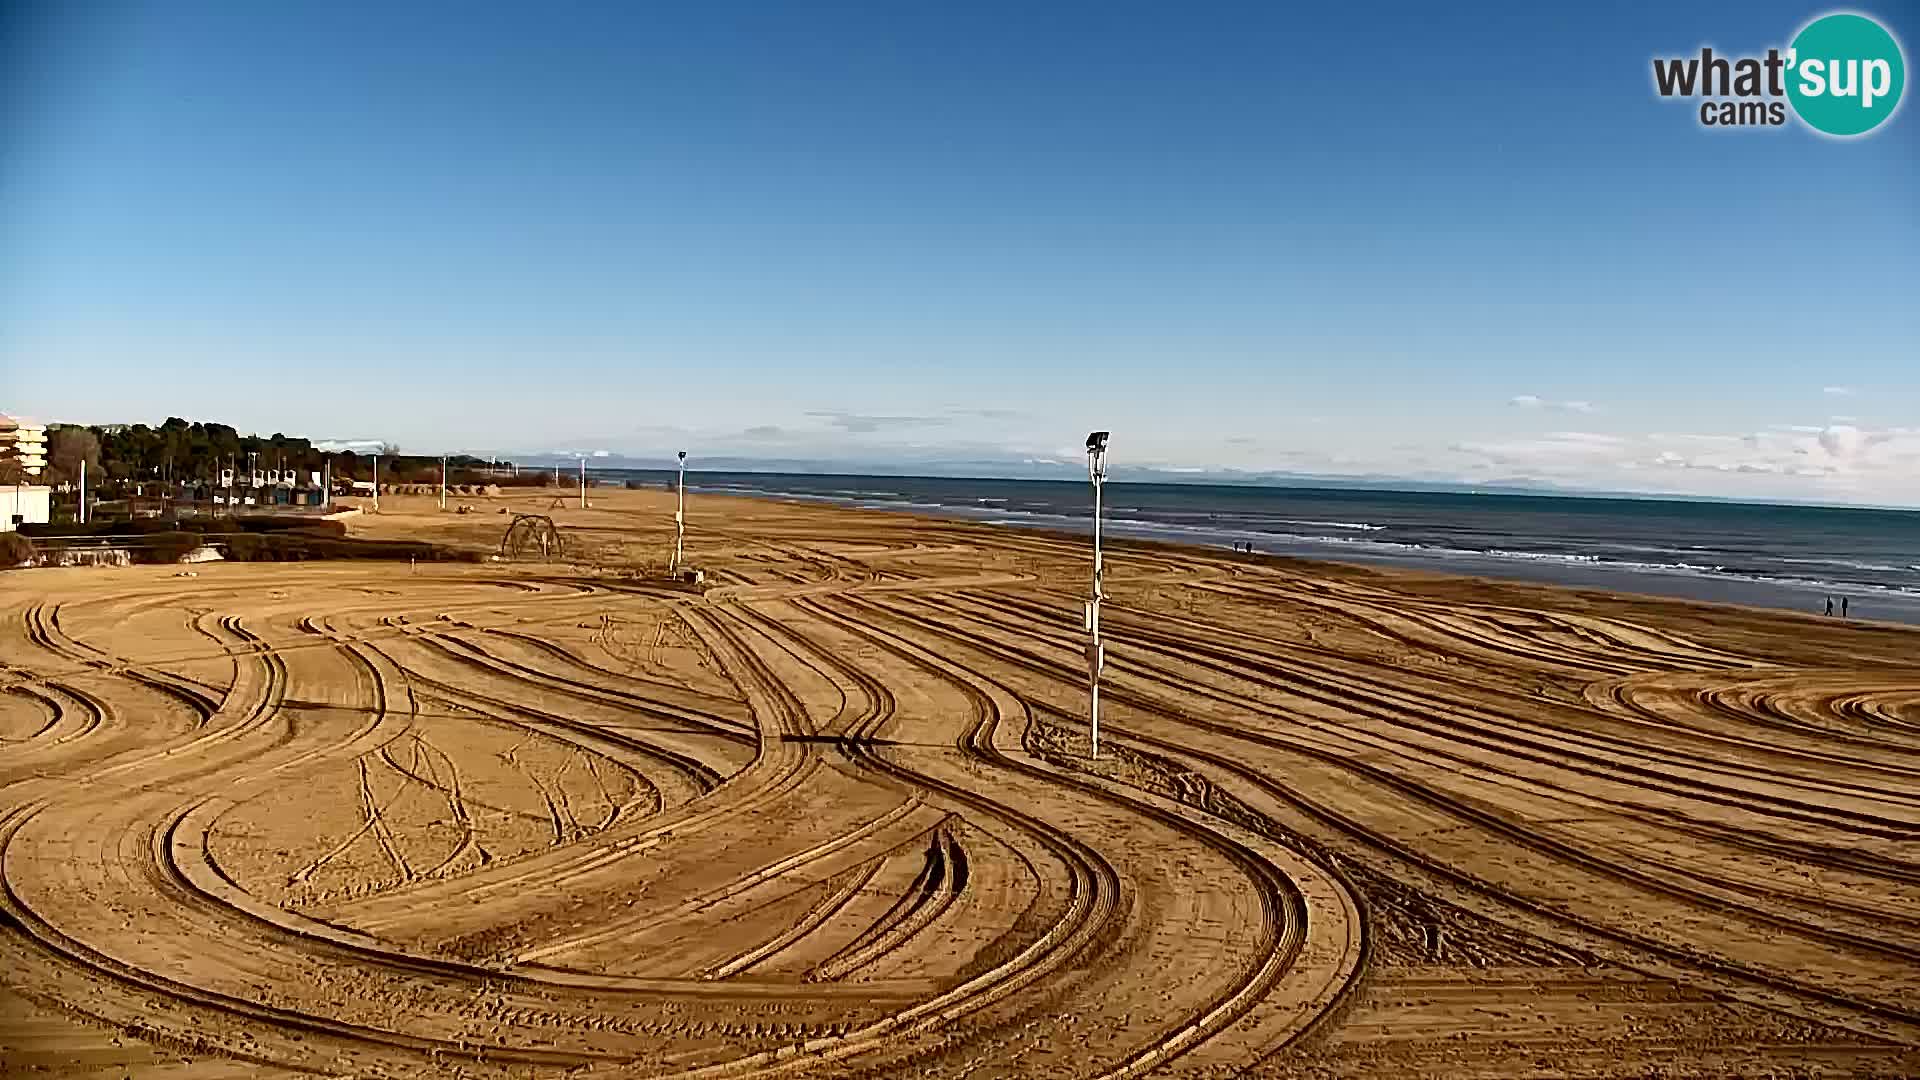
[46, 426, 102, 486]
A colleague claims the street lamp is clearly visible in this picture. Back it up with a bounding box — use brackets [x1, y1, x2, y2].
[671, 450, 687, 574]
[1085, 430, 1110, 759]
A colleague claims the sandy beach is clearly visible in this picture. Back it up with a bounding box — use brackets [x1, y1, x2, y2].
[4, 485, 1919, 1078]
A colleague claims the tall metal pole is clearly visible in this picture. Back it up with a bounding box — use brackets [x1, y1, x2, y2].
[578, 458, 587, 509]
[440, 456, 448, 510]
[372, 454, 380, 513]
[1085, 431, 1109, 759]
[672, 450, 687, 573]
[79, 458, 88, 524]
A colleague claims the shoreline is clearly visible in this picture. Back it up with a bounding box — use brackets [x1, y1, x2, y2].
[321, 486, 1920, 638]
[700, 484, 1920, 629]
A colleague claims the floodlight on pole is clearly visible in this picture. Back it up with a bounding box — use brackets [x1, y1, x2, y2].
[1084, 430, 1110, 760]
[671, 450, 687, 574]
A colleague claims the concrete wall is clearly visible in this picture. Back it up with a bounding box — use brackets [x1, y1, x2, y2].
[1, 486, 50, 532]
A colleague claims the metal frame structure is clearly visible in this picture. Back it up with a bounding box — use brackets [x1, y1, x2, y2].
[1084, 430, 1109, 759]
[501, 514, 564, 561]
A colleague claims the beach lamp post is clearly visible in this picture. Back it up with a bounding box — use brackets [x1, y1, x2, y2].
[439, 456, 448, 511]
[1085, 430, 1110, 759]
[579, 458, 587, 510]
[671, 450, 687, 574]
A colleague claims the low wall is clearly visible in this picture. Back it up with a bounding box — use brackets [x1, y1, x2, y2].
[42, 547, 133, 568]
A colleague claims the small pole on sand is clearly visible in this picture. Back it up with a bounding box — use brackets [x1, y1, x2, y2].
[1084, 430, 1110, 760]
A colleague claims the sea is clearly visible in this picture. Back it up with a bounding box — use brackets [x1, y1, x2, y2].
[602, 470, 1920, 626]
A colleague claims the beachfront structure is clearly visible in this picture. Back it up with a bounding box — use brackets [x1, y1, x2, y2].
[2, 485, 51, 532]
[178, 469, 331, 512]
[0, 415, 49, 477]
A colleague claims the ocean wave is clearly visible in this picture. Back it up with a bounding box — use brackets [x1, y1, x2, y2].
[1776, 557, 1912, 574]
[697, 479, 1920, 600]
[1484, 549, 1603, 563]
[1272, 519, 1385, 532]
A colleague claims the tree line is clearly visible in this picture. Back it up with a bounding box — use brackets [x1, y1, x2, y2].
[0, 417, 509, 491]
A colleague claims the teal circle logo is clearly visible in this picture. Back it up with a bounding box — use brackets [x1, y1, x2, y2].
[1786, 13, 1906, 136]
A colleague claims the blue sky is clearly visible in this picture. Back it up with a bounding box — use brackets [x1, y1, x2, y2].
[4, 1, 1917, 502]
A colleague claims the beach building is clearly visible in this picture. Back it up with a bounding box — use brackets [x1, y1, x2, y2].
[2, 485, 51, 532]
[0, 415, 49, 477]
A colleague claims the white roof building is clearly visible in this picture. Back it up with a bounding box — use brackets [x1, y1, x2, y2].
[2, 485, 50, 533]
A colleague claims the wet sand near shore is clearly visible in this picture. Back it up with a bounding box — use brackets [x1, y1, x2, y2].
[4, 486, 1918, 1078]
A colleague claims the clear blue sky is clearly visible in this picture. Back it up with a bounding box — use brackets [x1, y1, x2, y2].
[4, 1, 1916, 502]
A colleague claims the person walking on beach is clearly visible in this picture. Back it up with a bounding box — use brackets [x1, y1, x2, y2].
[1824, 596, 1834, 616]
[1842, 596, 1850, 618]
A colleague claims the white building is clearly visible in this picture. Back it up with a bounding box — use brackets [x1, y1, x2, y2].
[0, 415, 49, 477]
[2, 485, 50, 532]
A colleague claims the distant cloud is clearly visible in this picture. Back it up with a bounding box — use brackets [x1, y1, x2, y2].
[1509, 394, 1598, 414]
[739, 425, 786, 440]
[1823, 386, 1855, 396]
[313, 438, 385, 452]
[807, 411, 947, 434]
[1451, 430, 1624, 464]
[1450, 419, 1920, 501]
[1224, 435, 1258, 445]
